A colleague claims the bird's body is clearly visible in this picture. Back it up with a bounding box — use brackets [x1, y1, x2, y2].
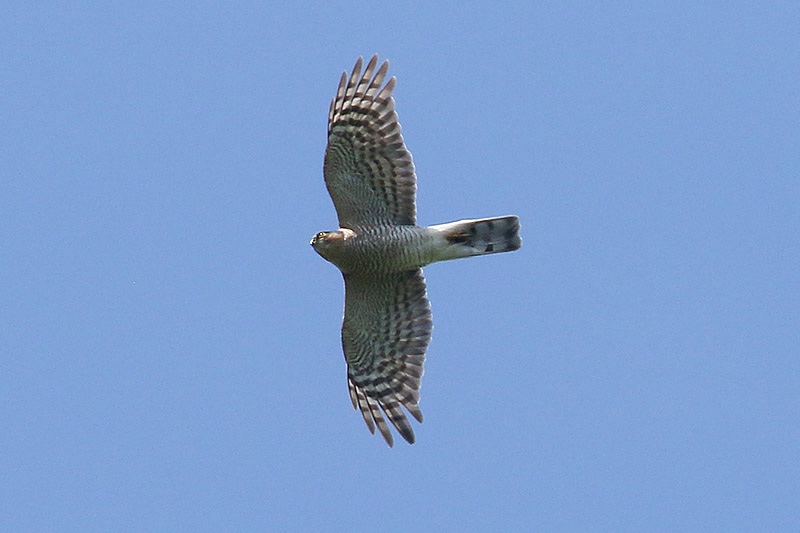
[312, 55, 521, 446]
[313, 225, 439, 274]
[314, 218, 521, 274]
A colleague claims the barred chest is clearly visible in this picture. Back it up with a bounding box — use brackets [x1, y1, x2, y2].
[333, 225, 438, 274]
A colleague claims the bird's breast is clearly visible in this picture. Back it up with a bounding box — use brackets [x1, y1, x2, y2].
[328, 225, 437, 274]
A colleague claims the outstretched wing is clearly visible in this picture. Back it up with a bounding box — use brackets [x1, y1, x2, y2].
[342, 269, 432, 446]
[324, 55, 417, 228]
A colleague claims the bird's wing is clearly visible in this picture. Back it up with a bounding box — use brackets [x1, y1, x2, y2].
[342, 269, 432, 446]
[324, 55, 417, 228]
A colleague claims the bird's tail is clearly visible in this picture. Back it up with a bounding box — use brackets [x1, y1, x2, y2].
[430, 216, 521, 261]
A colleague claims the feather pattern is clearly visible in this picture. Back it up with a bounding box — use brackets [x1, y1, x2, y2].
[324, 55, 417, 228]
[342, 269, 431, 446]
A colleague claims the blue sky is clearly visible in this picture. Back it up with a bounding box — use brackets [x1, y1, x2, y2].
[2, 2, 798, 531]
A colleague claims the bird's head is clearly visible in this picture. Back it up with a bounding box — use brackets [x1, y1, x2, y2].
[310, 229, 353, 265]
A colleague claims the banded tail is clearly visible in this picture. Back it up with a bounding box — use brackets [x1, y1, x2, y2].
[431, 215, 521, 262]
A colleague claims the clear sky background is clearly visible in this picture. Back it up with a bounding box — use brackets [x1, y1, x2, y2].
[3, 2, 798, 531]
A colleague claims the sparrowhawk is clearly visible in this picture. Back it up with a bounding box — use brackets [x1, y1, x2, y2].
[311, 55, 521, 446]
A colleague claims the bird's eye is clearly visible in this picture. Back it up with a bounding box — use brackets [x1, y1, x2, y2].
[317, 232, 328, 239]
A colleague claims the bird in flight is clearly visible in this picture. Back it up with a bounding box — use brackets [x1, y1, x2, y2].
[311, 55, 521, 446]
